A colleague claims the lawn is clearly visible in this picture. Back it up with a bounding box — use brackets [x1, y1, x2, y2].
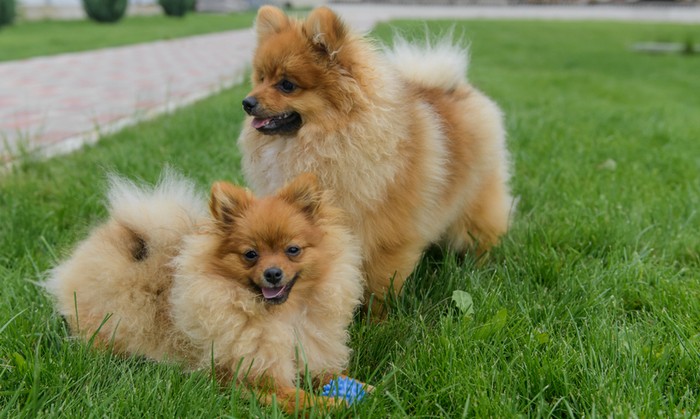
[2, 19, 700, 417]
[0, 12, 256, 62]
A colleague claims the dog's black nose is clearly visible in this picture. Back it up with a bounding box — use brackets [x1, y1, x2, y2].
[263, 267, 283, 284]
[242, 96, 258, 115]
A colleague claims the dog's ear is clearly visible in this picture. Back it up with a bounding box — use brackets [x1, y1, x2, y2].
[256, 5, 288, 42]
[303, 7, 348, 60]
[278, 173, 323, 221]
[210, 181, 251, 226]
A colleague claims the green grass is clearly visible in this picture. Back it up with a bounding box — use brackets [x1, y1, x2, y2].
[0, 12, 255, 62]
[2, 19, 700, 417]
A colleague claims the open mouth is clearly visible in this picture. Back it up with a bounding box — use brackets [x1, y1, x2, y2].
[250, 274, 298, 305]
[251, 111, 302, 135]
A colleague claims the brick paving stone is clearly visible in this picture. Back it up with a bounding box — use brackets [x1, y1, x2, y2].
[0, 29, 255, 162]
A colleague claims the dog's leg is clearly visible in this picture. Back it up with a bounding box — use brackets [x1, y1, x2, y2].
[362, 243, 424, 319]
[444, 172, 512, 257]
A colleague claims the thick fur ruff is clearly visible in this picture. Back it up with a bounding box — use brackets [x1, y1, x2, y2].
[44, 171, 207, 362]
[238, 6, 514, 309]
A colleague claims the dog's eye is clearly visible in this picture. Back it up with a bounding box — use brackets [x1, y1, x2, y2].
[278, 79, 296, 94]
[285, 246, 301, 257]
[243, 250, 259, 262]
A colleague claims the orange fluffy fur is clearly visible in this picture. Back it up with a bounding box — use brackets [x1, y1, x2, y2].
[45, 172, 365, 413]
[170, 173, 364, 410]
[238, 6, 514, 313]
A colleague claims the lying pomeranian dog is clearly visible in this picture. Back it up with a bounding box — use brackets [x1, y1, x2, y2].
[237, 6, 514, 314]
[45, 172, 365, 412]
[171, 173, 364, 410]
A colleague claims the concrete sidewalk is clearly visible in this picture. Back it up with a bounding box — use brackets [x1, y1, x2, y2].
[2, 4, 699, 165]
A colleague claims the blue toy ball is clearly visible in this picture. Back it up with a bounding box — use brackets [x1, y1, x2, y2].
[322, 376, 367, 405]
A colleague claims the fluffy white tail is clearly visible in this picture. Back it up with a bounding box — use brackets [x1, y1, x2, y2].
[384, 34, 470, 91]
[106, 169, 208, 237]
[43, 169, 207, 299]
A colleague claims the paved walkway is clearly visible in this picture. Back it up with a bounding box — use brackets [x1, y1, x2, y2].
[335, 4, 700, 31]
[0, 30, 254, 163]
[2, 4, 700, 165]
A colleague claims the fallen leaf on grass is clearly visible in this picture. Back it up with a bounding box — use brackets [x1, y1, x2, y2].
[452, 290, 475, 316]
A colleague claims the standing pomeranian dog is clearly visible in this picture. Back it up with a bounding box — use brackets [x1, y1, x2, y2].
[170, 173, 364, 411]
[45, 172, 365, 413]
[44, 171, 206, 363]
[238, 6, 514, 313]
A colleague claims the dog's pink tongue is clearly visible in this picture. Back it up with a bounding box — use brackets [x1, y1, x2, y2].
[262, 286, 285, 299]
[252, 117, 271, 129]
